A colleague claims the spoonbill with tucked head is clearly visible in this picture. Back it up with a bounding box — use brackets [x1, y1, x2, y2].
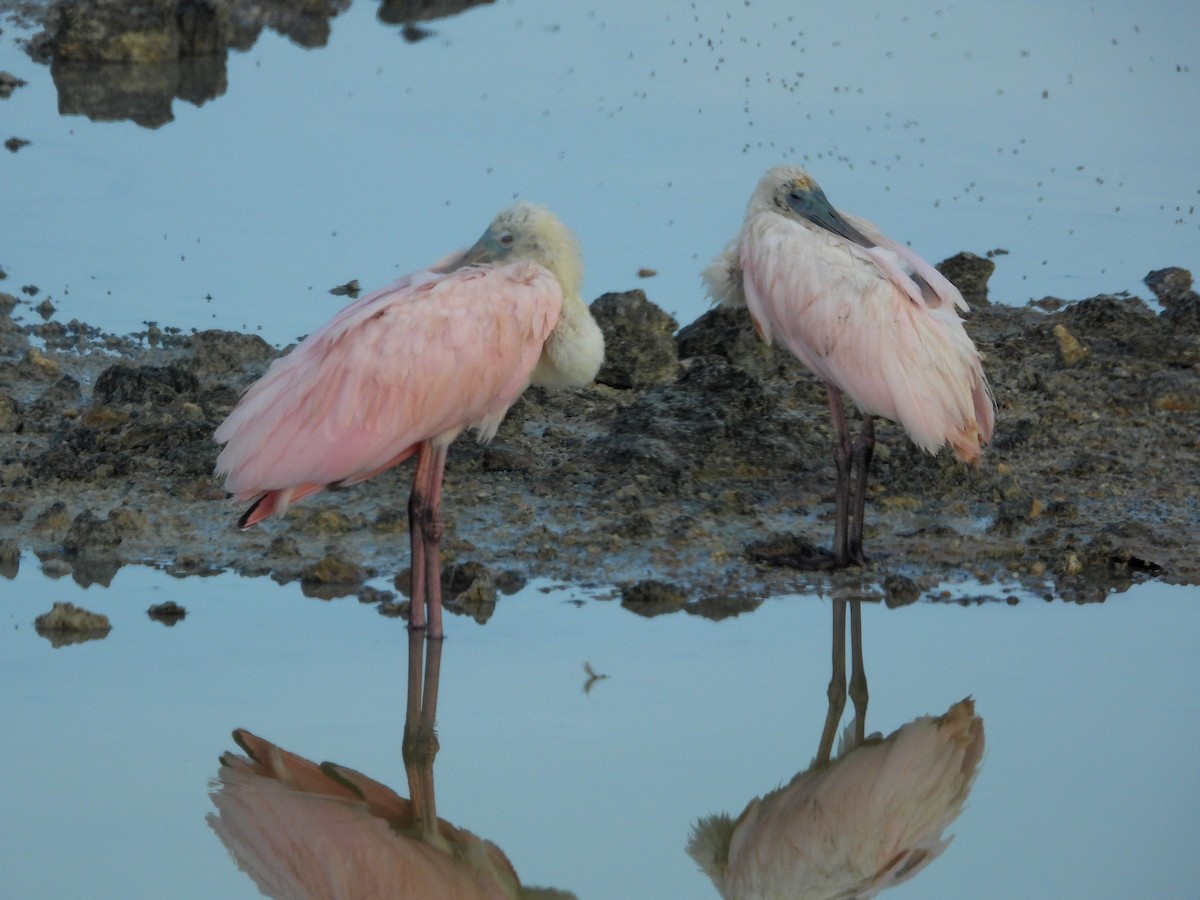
[214, 202, 604, 636]
[704, 166, 994, 568]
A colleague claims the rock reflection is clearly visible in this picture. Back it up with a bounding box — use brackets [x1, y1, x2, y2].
[50, 56, 227, 129]
[21, 0, 495, 128]
[208, 629, 575, 899]
[688, 599, 984, 899]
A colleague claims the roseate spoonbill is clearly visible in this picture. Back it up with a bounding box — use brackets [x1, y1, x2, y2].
[208, 630, 576, 899]
[687, 696, 984, 900]
[214, 202, 604, 637]
[704, 166, 994, 568]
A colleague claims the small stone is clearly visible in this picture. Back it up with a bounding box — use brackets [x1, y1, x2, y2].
[32, 501, 72, 535]
[300, 554, 367, 586]
[1061, 550, 1084, 576]
[883, 574, 922, 608]
[35, 601, 111, 646]
[620, 579, 689, 617]
[147, 601, 186, 625]
[1052, 324, 1089, 365]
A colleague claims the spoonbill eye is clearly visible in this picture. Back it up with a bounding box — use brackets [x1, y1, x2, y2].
[499, 233, 514, 246]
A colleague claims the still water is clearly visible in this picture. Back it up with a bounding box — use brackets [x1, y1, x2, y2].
[1, 1, 1198, 897]
[1, 563, 1198, 898]
[1, 0, 1197, 344]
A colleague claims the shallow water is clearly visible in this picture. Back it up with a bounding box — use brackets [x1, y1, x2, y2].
[2, 562, 1198, 898]
[1, 0, 1197, 344]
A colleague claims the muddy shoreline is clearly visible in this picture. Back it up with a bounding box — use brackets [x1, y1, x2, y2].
[1, 265, 1197, 618]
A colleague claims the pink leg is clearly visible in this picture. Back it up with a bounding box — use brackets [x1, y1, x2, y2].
[402, 626, 444, 841]
[817, 597, 848, 765]
[407, 441, 448, 638]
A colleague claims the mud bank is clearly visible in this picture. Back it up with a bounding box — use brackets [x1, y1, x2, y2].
[0, 265, 1196, 617]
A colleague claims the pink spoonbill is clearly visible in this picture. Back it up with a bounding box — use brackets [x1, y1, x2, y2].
[704, 166, 994, 568]
[214, 202, 604, 636]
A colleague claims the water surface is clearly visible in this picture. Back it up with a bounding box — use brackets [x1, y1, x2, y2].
[2, 563, 1198, 898]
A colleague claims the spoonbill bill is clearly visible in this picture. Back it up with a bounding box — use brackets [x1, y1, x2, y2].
[214, 203, 604, 636]
[704, 166, 994, 568]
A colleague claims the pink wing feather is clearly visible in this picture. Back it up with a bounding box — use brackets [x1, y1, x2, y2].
[208, 730, 518, 900]
[214, 262, 562, 515]
[740, 211, 993, 463]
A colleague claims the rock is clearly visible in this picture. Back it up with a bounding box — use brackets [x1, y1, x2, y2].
[62, 509, 123, 556]
[620, 579, 688, 617]
[937, 252, 995, 307]
[299, 553, 367, 598]
[0, 393, 21, 433]
[93, 364, 200, 405]
[482, 440, 535, 472]
[42, 0, 227, 64]
[188, 329, 277, 376]
[442, 561, 498, 623]
[32, 502, 72, 535]
[34, 601, 111, 646]
[1145, 267, 1200, 333]
[1052, 323, 1089, 365]
[591, 290, 679, 388]
[883, 574, 922, 608]
[0, 538, 18, 579]
[676, 306, 792, 382]
[147, 600, 187, 624]
[0, 71, 28, 99]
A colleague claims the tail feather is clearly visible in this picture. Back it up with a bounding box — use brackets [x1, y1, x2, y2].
[237, 483, 327, 528]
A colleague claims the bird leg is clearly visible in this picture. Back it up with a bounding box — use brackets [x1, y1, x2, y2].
[816, 597, 848, 765]
[407, 441, 449, 639]
[817, 598, 870, 765]
[848, 414, 876, 566]
[403, 626, 444, 844]
[848, 599, 868, 747]
[826, 384, 854, 567]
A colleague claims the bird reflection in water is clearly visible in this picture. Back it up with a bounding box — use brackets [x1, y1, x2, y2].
[207, 629, 575, 899]
[688, 598, 985, 899]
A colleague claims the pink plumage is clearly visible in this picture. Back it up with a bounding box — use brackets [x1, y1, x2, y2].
[688, 698, 985, 900]
[739, 208, 993, 464]
[208, 729, 523, 900]
[215, 263, 561, 523]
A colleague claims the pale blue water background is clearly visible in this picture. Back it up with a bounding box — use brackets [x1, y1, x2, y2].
[1, 0, 1196, 344]
[2, 564, 1199, 899]
[1, 1, 1199, 897]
